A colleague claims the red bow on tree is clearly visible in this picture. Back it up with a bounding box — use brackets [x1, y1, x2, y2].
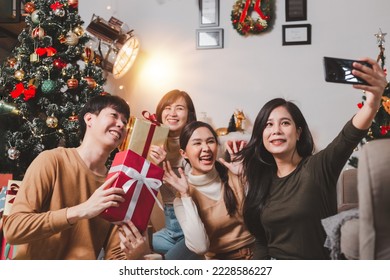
[10, 82, 37, 101]
[50, 2, 64, 10]
[36, 46, 57, 57]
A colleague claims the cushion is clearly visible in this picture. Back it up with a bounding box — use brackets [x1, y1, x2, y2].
[337, 168, 358, 212]
[340, 218, 359, 259]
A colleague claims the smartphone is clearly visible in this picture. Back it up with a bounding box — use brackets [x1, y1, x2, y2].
[323, 56, 372, 85]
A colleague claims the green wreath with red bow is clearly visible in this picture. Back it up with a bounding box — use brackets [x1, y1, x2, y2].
[231, 0, 272, 36]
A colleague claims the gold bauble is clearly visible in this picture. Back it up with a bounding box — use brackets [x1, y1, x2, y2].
[73, 26, 84, 36]
[65, 31, 79, 46]
[14, 69, 25, 81]
[46, 115, 59, 128]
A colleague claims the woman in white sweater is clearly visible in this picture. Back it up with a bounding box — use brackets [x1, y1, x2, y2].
[163, 121, 255, 259]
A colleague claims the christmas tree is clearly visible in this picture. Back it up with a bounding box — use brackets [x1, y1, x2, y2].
[0, 0, 108, 179]
[348, 28, 390, 168]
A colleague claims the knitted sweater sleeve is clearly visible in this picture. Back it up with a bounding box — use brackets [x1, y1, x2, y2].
[173, 196, 210, 254]
[3, 151, 71, 244]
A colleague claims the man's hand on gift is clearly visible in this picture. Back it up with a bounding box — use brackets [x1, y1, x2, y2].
[119, 220, 151, 260]
[163, 161, 190, 197]
[149, 145, 167, 165]
[219, 140, 246, 176]
[66, 173, 125, 224]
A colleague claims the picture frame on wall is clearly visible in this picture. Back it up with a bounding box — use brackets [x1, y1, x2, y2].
[199, 0, 219, 27]
[282, 24, 311, 46]
[0, 0, 21, 23]
[285, 0, 307, 22]
[196, 28, 223, 49]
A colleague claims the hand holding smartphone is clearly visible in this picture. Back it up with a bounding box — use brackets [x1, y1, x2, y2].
[323, 56, 372, 85]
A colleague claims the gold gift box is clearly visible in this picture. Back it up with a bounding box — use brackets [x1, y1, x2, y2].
[119, 115, 169, 163]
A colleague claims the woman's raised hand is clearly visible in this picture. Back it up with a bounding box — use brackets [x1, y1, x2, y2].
[219, 140, 246, 175]
[162, 161, 190, 197]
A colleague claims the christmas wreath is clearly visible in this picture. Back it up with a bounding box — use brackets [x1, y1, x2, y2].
[231, 0, 272, 36]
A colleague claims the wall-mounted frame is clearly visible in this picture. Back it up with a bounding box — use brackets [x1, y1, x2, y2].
[0, 0, 21, 23]
[196, 28, 223, 49]
[199, 0, 219, 27]
[285, 0, 307, 22]
[282, 24, 311, 46]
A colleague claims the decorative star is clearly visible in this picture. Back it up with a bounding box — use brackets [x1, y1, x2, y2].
[375, 28, 387, 46]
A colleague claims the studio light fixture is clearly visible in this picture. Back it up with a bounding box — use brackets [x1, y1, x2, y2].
[86, 14, 140, 79]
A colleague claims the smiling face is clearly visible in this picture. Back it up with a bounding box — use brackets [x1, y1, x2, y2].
[86, 107, 128, 150]
[262, 105, 302, 160]
[180, 126, 218, 175]
[161, 97, 189, 137]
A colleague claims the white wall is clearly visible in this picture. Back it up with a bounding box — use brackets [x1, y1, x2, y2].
[79, 0, 390, 151]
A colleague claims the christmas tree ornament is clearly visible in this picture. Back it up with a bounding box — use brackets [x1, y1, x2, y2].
[32, 27, 46, 39]
[7, 57, 17, 68]
[46, 115, 59, 128]
[68, 114, 78, 121]
[30, 51, 39, 62]
[65, 31, 79, 46]
[231, 0, 272, 36]
[83, 77, 97, 89]
[81, 47, 94, 62]
[68, 0, 79, 8]
[24, 2, 36, 14]
[382, 96, 390, 114]
[67, 77, 79, 89]
[0, 100, 20, 115]
[41, 79, 57, 94]
[31, 10, 40, 24]
[227, 114, 237, 133]
[73, 26, 84, 36]
[58, 34, 66, 44]
[53, 58, 67, 69]
[14, 69, 25, 81]
[8, 147, 20, 160]
[234, 109, 246, 131]
[54, 8, 66, 17]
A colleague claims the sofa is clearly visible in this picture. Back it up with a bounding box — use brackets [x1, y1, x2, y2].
[330, 139, 390, 259]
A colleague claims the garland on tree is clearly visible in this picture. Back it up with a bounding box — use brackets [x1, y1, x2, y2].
[231, 0, 272, 36]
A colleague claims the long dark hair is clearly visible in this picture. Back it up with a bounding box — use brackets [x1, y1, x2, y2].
[236, 98, 314, 237]
[156, 89, 197, 124]
[180, 121, 238, 216]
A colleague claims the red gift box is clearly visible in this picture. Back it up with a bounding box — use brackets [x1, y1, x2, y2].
[99, 150, 163, 232]
[1, 179, 21, 260]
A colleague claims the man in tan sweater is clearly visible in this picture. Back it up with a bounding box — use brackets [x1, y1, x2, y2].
[3, 95, 150, 259]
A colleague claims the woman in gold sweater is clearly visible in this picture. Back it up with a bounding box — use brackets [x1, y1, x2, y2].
[163, 121, 255, 259]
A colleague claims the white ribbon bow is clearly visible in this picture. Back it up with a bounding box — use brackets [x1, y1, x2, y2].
[109, 161, 163, 222]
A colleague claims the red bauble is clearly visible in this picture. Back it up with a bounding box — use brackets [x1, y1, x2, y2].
[68, 0, 78, 8]
[67, 77, 79, 89]
[53, 58, 67, 69]
[24, 2, 36, 13]
[81, 47, 94, 62]
[69, 114, 78, 121]
[32, 27, 45, 38]
[83, 77, 97, 89]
